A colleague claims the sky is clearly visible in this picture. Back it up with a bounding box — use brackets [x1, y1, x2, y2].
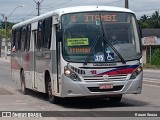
[0, 0, 160, 22]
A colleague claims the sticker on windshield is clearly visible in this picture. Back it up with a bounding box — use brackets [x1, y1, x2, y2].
[106, 53, 114, 61]
[96, 19, 100, 25]
[67, 38, 89, 46]
[94, 53, 105, 62]
[106, 47, 111, 53]
[106, 47, 114, 61]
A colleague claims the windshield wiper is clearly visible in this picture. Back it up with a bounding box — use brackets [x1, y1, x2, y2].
[104, 38, 126, 64]
[83, 36, 100, 65]
[99, 14, 126, 64]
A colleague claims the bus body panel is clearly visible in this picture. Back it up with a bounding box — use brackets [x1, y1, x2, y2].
[59, 58, 143, 97]
[60, 73, 143, 97]
[11, 6, 143, 101]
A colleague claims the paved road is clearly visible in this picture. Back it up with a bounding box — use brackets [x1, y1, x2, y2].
[0, 59, 160, 120]
[143, 69, 160, 80]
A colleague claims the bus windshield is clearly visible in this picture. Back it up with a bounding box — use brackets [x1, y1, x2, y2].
[61, 12, 141, 63]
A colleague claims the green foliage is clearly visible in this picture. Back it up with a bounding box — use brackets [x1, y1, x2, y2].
[0, 29, 12, 38]
[139, 10, 160, 28]
[143, 63, 160, 69]
[0, 21, 15, 38]
[151, 48, 160, 65]
[0, 21, 15, 29]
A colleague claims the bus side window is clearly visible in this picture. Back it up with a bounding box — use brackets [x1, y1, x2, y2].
[14, 28, 21, 52]
[12, 30, 16, 52]
[37, 17, 52, 51]
[24, 24, 31, 52]
[21, 26, 26, 52]
[45, 17, 52, 49]
[37, 20, 43, 51]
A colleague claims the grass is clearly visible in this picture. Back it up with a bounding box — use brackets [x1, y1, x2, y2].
[143, 63, 160, 70]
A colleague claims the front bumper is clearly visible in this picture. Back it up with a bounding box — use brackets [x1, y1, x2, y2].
[60, 73, 143, 98]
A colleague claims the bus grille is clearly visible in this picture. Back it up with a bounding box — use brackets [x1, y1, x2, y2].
[83, 74, 128, 82]
[88, 85, 123, 92]
[71, 66, 85, 75]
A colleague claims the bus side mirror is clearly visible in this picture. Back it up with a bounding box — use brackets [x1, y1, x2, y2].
[56, 24, 62, 42]
[139, 25, 142, 38]
[56, 30, 62, 42]
[137, 20, 142, 38]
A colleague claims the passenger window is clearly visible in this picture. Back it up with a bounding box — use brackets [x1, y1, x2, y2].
[14, 28, 21, 51]
[37, 17, 52, 50]
[43, 17, 52, 49]
[37, 21, 43, 50]
[21, 26, 26, 52]
[25, 25, 31, 52]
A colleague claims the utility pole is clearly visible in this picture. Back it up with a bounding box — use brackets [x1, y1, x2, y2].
[0, 5, 24, 59]
[0, 13, 5, 58]
[33, 0, 44, 16]
[125, 0, 129, 9]
[4, 16, 7, 59]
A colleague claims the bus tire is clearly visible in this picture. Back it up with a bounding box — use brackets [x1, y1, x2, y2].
[109, 95, 122, 103]
[47, 81, 59, 104]
[20, 70, 27, 95]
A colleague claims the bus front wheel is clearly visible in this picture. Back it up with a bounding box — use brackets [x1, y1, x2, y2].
[47, 81, 59, 104]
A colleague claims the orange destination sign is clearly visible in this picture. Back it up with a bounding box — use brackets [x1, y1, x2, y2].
[70, 14, 117, 23]
[69, 48, 91, 54]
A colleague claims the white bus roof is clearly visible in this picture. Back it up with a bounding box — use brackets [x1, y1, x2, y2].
[55, 5, 134, 15]
[13, 5, 134, 29]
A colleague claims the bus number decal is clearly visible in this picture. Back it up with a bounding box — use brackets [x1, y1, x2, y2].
[94, 53, 105, 62]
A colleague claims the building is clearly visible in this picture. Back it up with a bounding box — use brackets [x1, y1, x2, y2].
[142, 29, 160, 64]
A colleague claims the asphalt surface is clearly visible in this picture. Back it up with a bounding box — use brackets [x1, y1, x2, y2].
[0, 57, 160, 120]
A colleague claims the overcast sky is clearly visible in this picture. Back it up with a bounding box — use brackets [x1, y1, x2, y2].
[0, 0, 160, 22]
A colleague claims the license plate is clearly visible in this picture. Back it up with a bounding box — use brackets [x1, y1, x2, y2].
[99, 84, 113, 89]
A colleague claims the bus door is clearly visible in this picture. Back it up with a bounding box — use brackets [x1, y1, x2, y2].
[52, 16, 61, 94]
[31, 22, 38, 90]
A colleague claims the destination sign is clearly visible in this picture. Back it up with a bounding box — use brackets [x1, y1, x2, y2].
[84, 14, 117, 22]
[62, 12, 129, 25]
[69, 47, 90, 54]
[70, 14, 117, 23]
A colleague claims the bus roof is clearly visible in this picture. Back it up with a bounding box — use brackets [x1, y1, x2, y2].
[55, 5, 134, 15]
[13, 5, 134, 29]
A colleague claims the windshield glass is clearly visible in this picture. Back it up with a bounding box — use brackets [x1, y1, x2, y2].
[61, 12, 141, 63]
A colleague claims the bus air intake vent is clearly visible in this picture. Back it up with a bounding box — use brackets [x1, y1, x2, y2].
[71, 66, 85, 75]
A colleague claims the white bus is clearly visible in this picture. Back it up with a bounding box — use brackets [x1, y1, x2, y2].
[11, 6, 143, 104]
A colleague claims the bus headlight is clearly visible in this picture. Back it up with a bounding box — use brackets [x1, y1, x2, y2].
[64, 69, 71, 76]
[70, 73, 79, 81]
[130, 66, 143, 79]
[64, 67, 81, 81]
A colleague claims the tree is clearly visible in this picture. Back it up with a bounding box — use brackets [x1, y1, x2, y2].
[0, 21, 15, 38]
[139, 10, 160, 28]
[0, 29, 12, 38]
